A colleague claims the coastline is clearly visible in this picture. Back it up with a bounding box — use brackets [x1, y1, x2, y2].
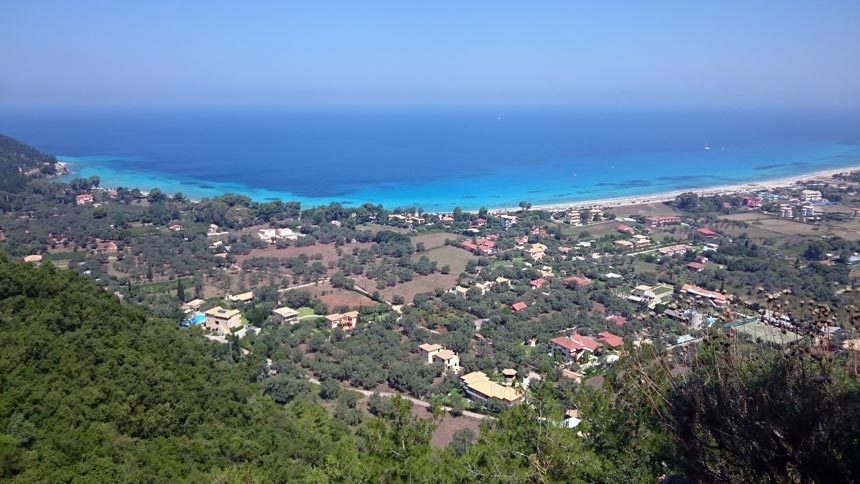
[490, 165, 860, 214]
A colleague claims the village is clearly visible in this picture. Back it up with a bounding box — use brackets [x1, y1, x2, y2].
[8, 168, 860, 444]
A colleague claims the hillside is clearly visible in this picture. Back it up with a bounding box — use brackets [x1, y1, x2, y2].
[0, 134, 58, 192]
[0, 256, 353, 482]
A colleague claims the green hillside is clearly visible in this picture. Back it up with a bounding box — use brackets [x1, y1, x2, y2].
[0, 134, 58, 192]
[0, 256, 351, 482]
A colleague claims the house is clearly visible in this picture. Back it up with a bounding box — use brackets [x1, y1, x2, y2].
[499, 214, 518, 229]
[227, 292, 254, 304]
[743, 197, 762, 208]
[326, 310, 359, 331]
[681, 284, 728, 307]
[272, 307, 300, 325]
[204, 306, 242, 334]
[616, 224, 635, 235]
[564, 275, 592, 287]
[631, 234, 652, 248]
[258, 227, 302, 242]
[418, 343, 461, 373]
[614, 240, 633, 250]
[801, 189, 823, 201]
[686, 262, 706, 272]
[659, 244, 693, 257]
[587, 207, 604, 222]
[598, 331, 624, 349]
[696, 227, 719, 238]
[567, 211, 582, 225]
[460, 371, 524, 406]
[629, 284, 655, 302]
[433, 349, 461, 373]
[644, 216, 681, 227]
[169, 223, 183, 231]
[23, 254, 43, 263]
[495, 276, 511, 287]
[510, 301, 528, 312]
[418, 343, 443, 363]
[75, 193, 94, 205]
[527, 243, 547, 260]
[551, 334, 600, 361]
[181, 298, 206, 313]
[530, 278, 548, 289]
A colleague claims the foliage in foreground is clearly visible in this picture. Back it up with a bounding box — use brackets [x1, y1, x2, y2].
[1, 254, 859, 483]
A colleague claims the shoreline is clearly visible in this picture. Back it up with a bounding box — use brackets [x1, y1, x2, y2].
[59, 156, 860, 215]
[486, 165, 860, 214]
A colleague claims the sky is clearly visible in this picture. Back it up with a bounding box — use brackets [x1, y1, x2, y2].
[1, 0, 859, 108]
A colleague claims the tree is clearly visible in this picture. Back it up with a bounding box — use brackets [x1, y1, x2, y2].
[450, 428, 475, 456]
[176, 277, 185, 302]
[518, 200, 532, 211]
[320, 378, 341, 400]
[263, 373, 310, 404]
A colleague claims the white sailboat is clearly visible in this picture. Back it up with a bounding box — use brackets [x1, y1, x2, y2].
[704, 139, 711, 151]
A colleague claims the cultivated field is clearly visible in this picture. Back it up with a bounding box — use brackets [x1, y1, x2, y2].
[234, 241, 374, 266]
[718, 213, 860, 241]
[411, 232, 456, 251]
[302, 281, 377, 309]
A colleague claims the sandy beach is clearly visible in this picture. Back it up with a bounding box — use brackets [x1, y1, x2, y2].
[488, 165, 860, 214]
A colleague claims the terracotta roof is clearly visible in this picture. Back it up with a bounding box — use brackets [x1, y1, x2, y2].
[510, 302, 528, 312]
[530, 278, 547, 288]
[696, 227, 718, 237]
[564, 276, 592, 287]
[551, 334, 599, 352]
[599, 331, 624, 348]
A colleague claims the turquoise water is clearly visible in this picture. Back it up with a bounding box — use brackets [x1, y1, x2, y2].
[2, 106, 859, 210]
[57, 142, 860, 210]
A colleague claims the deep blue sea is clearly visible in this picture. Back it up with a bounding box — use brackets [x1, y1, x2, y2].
[1, 106, 859, 211]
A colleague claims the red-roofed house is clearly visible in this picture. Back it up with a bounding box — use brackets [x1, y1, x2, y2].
[696, 227, 718, 238]
[599, 331, 624, 348]
[551, 334, 600, 361]
[616, 224, 635, 235]
[530, 278, 547, 289]
[686, 262, 706, 272]
[460, 241, 479, 252]
[564, 276, 592, 287]
[75, 193, 94, 205]
[510, 301, 528, 312]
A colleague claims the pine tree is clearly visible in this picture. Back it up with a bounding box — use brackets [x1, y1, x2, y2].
[177, 277, 185, 302]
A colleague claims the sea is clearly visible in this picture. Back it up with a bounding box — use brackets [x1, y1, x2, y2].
[1, 105, 859, 211]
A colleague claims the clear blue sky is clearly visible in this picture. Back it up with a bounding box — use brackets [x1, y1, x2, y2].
[1, 0, 859, 108]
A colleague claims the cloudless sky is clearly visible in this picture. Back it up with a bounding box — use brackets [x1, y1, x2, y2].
[1, 0, 859, 108]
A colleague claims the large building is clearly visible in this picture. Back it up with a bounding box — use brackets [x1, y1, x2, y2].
[460, 371, 524, 406]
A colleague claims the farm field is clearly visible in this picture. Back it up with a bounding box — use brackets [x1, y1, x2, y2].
[718, 213, 860, 241]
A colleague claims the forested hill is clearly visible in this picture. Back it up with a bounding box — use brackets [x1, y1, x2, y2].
[0, 134, 58, 192]
[0, 255, 354, 482]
